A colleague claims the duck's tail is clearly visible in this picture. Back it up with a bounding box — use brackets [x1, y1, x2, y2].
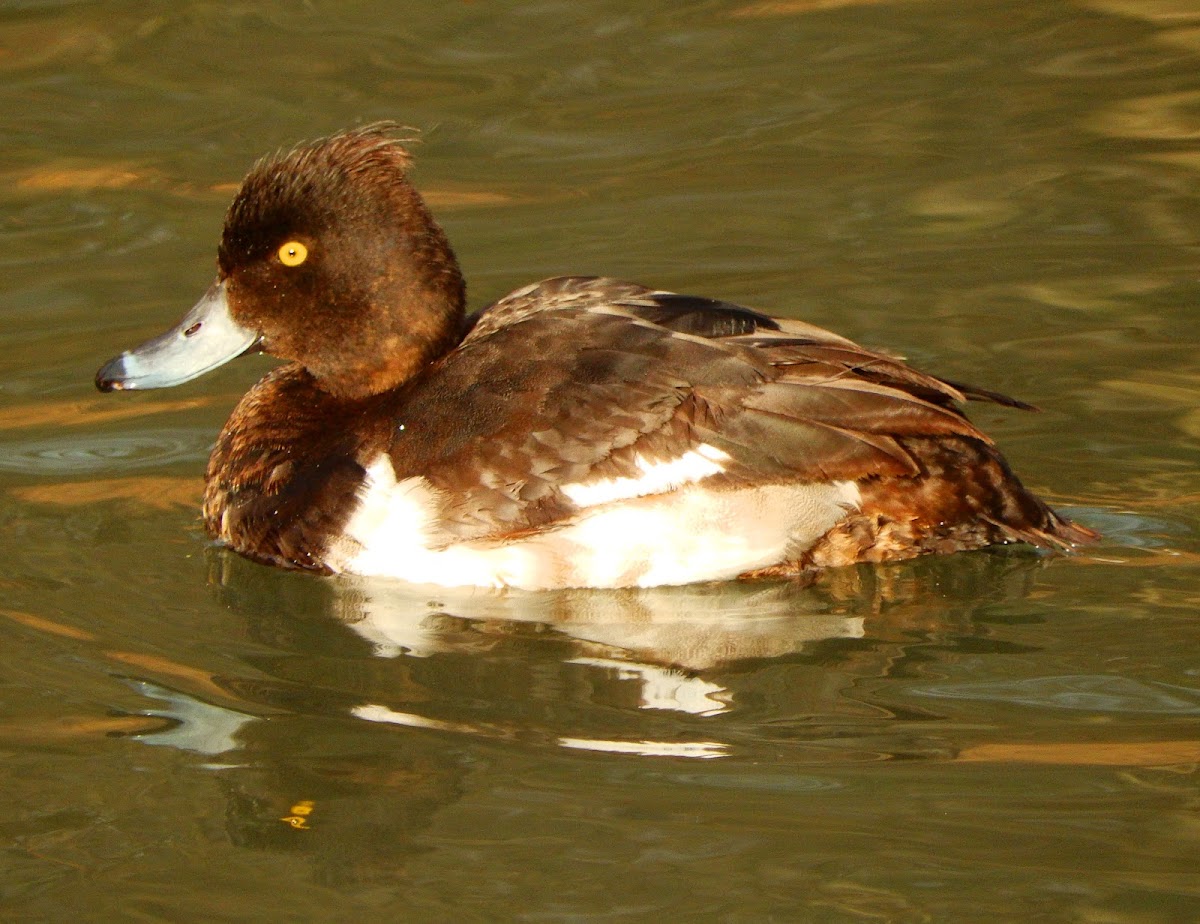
[803, 435, 1099, 570]
[991, 504, 1100, 551]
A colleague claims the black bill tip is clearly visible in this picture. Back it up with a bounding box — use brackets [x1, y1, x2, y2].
[95, 355, 131, 392]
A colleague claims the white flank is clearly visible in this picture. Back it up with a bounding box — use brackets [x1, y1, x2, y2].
[327, 454, 861, 591]
[561, 444, 730, 508]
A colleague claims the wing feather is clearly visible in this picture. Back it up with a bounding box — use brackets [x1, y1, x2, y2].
[390, 277, 1032, 539]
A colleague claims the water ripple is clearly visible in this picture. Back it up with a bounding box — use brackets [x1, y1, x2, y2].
[0, 428, 210, 474]
[911, 675, 1200, 714]
[0, 198, 174, 268]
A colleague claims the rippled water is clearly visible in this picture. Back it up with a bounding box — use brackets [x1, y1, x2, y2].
[3, 1, 1199, 920]
[0, 428, 209, 473]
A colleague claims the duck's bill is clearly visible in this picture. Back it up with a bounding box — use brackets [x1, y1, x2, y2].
[95, 280, 260, 392]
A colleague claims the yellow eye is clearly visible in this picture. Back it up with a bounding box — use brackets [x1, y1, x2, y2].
[277, 241, 308, 266]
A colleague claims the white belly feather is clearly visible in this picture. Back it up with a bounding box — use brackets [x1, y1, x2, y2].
[326, 452, 860, 590]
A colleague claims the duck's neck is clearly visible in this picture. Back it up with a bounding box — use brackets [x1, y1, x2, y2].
[316, 222, 467, 400]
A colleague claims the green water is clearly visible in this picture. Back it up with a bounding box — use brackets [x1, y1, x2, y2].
[3, 1, 1199, 920]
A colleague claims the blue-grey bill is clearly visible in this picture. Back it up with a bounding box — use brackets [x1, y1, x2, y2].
[95, 280, 259, 391]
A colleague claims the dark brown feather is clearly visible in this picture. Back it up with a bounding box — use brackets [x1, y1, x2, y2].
[203, 365, 394, 570]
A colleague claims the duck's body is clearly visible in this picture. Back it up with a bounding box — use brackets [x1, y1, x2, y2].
[97, 126, 1095, 590]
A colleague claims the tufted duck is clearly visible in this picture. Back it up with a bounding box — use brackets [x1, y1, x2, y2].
[96, 124, 1097, 589]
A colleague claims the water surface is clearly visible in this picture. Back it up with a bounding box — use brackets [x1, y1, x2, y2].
[3, 1, 1199, 920]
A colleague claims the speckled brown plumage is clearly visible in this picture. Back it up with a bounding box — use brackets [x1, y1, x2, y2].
[202, 365, 394, 571]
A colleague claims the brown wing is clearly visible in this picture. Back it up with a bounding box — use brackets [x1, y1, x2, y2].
[387, 277, 1030, 540]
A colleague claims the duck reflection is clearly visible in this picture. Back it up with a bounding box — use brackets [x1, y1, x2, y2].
[116, 548, 1058, 764]
[112, 548, 1054, 883]
[199, 547, 1050, 748]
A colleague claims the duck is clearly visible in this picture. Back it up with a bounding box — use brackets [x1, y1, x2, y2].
[95, 123, 1097, 591]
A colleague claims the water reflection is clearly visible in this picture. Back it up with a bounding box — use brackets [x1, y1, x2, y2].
[210, 720, 469, 884]
[80, 547, 1085, 886]
[912, 674, 1200, 714]
[101, 547, 1061, 765]
[323, 577, 864, 670]
[128, 679, 255, 757]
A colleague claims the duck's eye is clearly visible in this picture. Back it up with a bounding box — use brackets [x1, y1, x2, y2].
[277, 241, 308, 267]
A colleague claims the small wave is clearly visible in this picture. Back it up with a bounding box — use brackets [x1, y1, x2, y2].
[0, 428, 210, 474]
[911, 675, 1200, 715]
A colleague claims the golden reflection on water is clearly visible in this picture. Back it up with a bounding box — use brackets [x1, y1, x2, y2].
[959, 739, 1200, 765]
[1010, 275, 1169, 312]
[904, 166, 1067, 235]
[0, 395, 217, 430]
[0, 20, 117, 71]
[1091, 89, 1200, 141]
[5, 160, 531, 211]
[1079, 0, 1200, 26]
[0, 712, 173, 744]
[1158, 25, 1200, 50]
[13, 162, 152, 192]
[11, 476, 200, 510]
[1, 606, 97, 641]
[729, 0, 893, 16]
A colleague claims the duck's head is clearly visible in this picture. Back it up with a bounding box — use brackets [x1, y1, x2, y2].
[96, 124, 467, 399]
